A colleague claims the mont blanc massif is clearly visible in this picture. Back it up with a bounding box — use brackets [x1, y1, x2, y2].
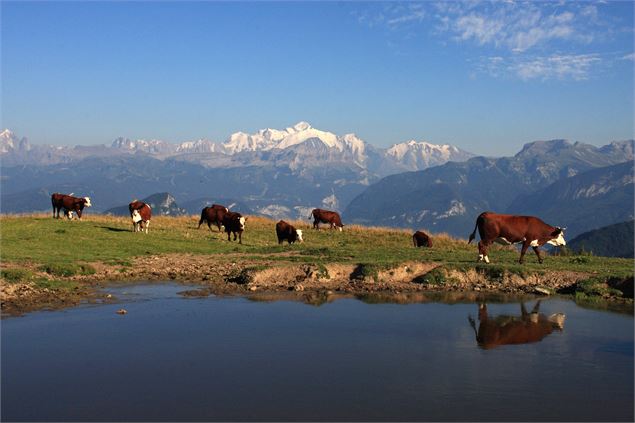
[1, 122, 633, 240]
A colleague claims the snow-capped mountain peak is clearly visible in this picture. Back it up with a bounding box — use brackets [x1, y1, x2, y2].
[385, 139, 473, 169]
[1, 129, 30, 153]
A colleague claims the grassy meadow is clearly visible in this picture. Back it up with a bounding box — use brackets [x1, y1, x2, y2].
[1, 213, 632, 286]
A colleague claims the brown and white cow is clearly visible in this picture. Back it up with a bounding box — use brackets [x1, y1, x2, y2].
[51, 193, 92, 220]
[468, 212, 566, 264]
[198, 204, 229, 232]
[129, 200, 152, 233]
[412, 230, 433, 248]
[309, 208, 344, 231]
[276, 220, 304, 245]
[468, 301, 565, 350]
[222, 211, 247, 244]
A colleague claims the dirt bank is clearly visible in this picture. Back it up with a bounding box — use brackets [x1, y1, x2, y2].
[1, 254, 632, 317]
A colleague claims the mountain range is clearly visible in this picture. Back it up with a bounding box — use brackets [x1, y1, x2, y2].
[0, 124, 473, 218]
[1, 125, 633, 242]
[344, 139, 633, 239]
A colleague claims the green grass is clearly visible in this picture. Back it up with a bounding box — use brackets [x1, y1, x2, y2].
[1, 214, 633, 288]
[0, 268, 35, 283]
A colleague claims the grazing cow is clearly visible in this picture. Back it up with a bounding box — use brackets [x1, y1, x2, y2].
[309, 208, 344, 231]
[223, 211, 247, 244]
[198, 204, 229, 232]
[276, 220, 304, 245]
[468, 212, 566, 264]
[468, 301, 565, 349]
[51, 193, 92, 220]
[129, 200, 152, 233]
[412, 230, 433, 248]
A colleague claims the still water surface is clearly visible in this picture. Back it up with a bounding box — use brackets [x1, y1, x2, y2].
[2, 283, 633, 421]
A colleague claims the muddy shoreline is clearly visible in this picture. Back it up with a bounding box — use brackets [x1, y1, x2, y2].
[2, 254, 633, 317]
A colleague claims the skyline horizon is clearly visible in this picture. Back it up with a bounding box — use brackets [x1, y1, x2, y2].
[3, 122, 633, 157]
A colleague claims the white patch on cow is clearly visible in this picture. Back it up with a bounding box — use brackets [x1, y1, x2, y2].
[296, 229, 303, 243]
[484, 255, 490, 264]
[239, 216, 246, 230]
[478, 254, 484, 262]
[132, 210, 142, 223]
[84, 197, 92, 207]
[529, 239, 540, 247]
[547, 232, 566, 246]
[494, 237, 513, 245]
[145, 220, 150, 234]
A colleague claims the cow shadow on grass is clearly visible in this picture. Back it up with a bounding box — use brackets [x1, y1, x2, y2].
[98, 225, 130, 233]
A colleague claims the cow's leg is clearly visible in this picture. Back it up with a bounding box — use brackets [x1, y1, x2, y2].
[477, 240, 491, 263]
[313, 219, 318, 230]
[532, 246, 543, 264]
[238, 232, 242, 244]
[227, 231, 231, 241]
[145, 221, 150, 234]
[519, 240, 531, 264]
[521, 302, 528, 317]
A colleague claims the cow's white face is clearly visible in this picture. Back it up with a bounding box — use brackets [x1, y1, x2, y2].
[132, 210, 143, 223]
[547, 230, 566, 246]
[296, 229, 304, 243]
[66, 210, 74, 220]
[84, 197, 92, 207]
[338, 226, 343, 232]
[239, 217, 246, 230]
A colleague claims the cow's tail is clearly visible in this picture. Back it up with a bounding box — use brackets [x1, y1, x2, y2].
[198, 209, 206, 228]
[468, 213, 484, 244]
[308, 210, 313, 220]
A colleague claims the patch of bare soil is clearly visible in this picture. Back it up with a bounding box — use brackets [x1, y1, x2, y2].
[0, 282, 92, 317]
[2, 254, 631, 316]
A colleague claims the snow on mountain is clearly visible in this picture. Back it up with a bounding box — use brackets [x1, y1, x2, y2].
[0, 129, 30, 154]
[176, 139, 223, 154]
[111, 137, 176, 155]
[2, 124, 474, 174]
[386, 140, 474, 170]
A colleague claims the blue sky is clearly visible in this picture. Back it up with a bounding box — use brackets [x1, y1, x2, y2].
[2, 1, 633, 156]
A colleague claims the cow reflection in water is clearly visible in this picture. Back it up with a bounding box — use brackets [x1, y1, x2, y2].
[468, 301, 565, 349]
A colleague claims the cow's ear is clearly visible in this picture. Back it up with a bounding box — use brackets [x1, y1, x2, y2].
[244, 217, 249, 221]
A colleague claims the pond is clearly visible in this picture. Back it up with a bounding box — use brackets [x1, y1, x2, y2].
[2, 283, 633, 421]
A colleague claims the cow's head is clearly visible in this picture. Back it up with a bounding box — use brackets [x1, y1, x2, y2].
[296, 229, 304, 243]
[132, 209, 143, 223]
[338, 224, 344, 232]
[239, 216, 246, 230]
[547, 227, 566, 246]
[65, 210, 74, 220]
[84, 197, 92, 207]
